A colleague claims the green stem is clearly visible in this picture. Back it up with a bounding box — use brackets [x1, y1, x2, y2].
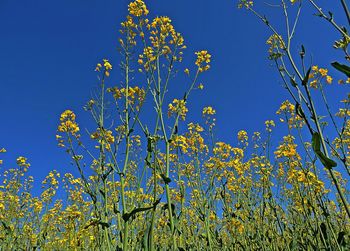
[304, 84, 350, 218]
[340, 0, 350, 25]
[121, 33, 131, 250]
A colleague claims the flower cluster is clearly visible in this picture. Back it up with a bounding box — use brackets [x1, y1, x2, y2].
[108, 86, 145, 112]
[90, 128, 115, 151]
[168, 99, 188, 120]
[309, 65, 333, 88]
[95, 59, 112, 77]
[195, 50, 211, 72]
[202, 106, 216, 116]
[276, 100, 304, 128]
[57, 110, 80, 135]
[266, 34, 285, 59]
[57, 110, 80, 147]
[238, 0, 253, 9]
[128, 0, 149, 17]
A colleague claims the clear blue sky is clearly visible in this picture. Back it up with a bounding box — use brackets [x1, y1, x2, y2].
[0, 0, 347, 186]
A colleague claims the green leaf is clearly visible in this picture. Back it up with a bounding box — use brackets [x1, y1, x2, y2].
[295, 103, 304, 118]
[320, 222, 328, 241]
[145, 136, 154, 166]
[290, 77, 297, 87]
[99, 189, 106, 198]
[302, 67, 311, 86]
[98, 221, 110, 229]
[331, 61, 350, 77]
[312, 132, 321, 152]
[145, 152, 152, 166]
[317, 152, 337, 169]
[337, 231, 346, 246]
[160, 173, 171, 184]
[312, 132, 337, 169]
[122, 201, 159, 222]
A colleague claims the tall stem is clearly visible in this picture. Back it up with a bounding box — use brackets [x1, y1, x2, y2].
[304, 84, 350, 218]
[340, 0, 350, 26]
[121, 40, 131, 250]
[155, 54, 177, 249]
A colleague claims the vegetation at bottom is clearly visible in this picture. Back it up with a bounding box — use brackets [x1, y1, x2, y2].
[1, 0, 350, 250]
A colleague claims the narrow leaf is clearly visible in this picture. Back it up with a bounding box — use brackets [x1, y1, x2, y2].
[331, 61, 350, 77]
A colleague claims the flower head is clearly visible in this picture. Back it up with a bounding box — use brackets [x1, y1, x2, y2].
[195, 50, 211, 72]
[128, 0, 149, 17]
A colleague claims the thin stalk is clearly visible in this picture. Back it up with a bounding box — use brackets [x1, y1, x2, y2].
[308, 0, 350, 39]
[121, 35, 131, 251]
[303, 83, 350, 218]
[318, 82, 350, 176]
[340, 0, 350, 26]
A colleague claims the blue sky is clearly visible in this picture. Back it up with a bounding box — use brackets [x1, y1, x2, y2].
[0, 0, 347, 188]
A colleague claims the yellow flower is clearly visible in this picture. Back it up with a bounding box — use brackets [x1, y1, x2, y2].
[238, 0, 253, 9]
[128, 0, 149, 17]
[195, 50, 211, 72]
[57, 110, 80, 147]
[16, 156, 30, 168]
[171, 135, 189, 153]
[310, 79, 318, 88]
[58, 110, 80, 135]
[230, 218, 245, 234]
[103, 59, 112, 70]
[266, 34, 285, 59]
[318, 68, 328, 77]
[326, 75, 333, 84]
[90, 128, 115, 151]
[276, 100, 294, 114]
[168, 99, 188, 120]
[265, 120, 275, 132]
[209, 211, 216, 221]
[202, 106, 216, 115]
[237, 130, 248, 142]
[274, 135, 300, 159]
[99, 59, 112, 77]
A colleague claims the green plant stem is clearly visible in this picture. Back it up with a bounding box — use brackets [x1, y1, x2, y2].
[308, 0, 350, 39]
[304, 84, 350, 218]
[121, 37, 131, 251]
[340, 0, 350, 25]
[152, 52, 178, 250]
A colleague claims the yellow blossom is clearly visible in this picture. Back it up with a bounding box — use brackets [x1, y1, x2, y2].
[195, 50, 211, 72]
[57, 110, 80, 135]
[319, 68, 328, 77]
[326, 75, 333, 84]
[202, 106, 216, 115]
[128, 0, 149, 17]
[168, 99, 188, 120]
[238, 0, 253, 9]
